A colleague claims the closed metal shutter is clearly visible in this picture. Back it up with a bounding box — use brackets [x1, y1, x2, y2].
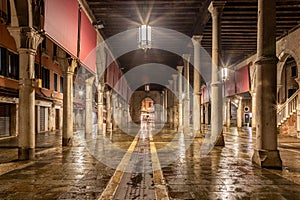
[0, 104, 11, 137]
[40, 107, 45, 132]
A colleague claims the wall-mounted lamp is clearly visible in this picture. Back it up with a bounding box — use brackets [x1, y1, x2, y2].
[93, 20, 104, 29]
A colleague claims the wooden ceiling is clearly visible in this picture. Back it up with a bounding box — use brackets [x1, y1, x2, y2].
[85, 0, 300, 90]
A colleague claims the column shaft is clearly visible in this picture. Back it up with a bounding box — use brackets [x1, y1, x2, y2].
[172, 74, 178, 130]
[208, 1, 225, 145]
[18, 49, 36, 159]
[98, 86, 104, 131]
[106, 90, 112, 131]
[252, 0, 282, 168]
[85, 77, 95, 134]
[183, 54, 191, 134]
[177, 66, 183, 132]
[192, 36, 203, 134]
[62, 60, 76, 146]
[251, 91, 256, 130]
[226, 99, 231, 128]
[237, 97, 243, 128]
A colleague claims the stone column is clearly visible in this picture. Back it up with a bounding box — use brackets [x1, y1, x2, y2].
[164, 89, 168, 124]
[252, 0, 282, 168]
[112, 94, 119, 131]
[62, 59, 76, 146]
[251, 91, 256, 130]
[106, 90, 112, 131]
[294, 78, 300, 138]
[161, 91, 165, 123]
[172, 74, 178, 130]
[177, 66, 183, 132]
[192, 35, 203, 134]
[204, 103, 209, 125]
[168, 80, 174, 128]
[225, 99, 231, 128]
[97, 85, 104, 131]
[183, 54, 191, 134]
[85, 76, 95, 134]
[237, 96, 243, 128]
[8, 27, 43, 160]
[208, 1, 225, 146]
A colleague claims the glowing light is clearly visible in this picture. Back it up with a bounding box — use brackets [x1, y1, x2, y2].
[138, 25, 152, 51]
[221, 67, 229, 81]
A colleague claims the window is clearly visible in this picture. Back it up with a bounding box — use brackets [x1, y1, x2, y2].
[0, 47, 3, 75]
[0, 0, 8, 23]
[60, 76, 63, 93]
[0, 47, 19, 79]
[291, 66, 297, 77]
[41, 67, 50, 89]
[41, 38, 46, 50]
[54, 73, 58, 91]
[53, 44, 57, 59]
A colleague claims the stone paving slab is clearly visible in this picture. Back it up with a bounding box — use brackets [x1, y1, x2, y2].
[0, 127, 300, 199]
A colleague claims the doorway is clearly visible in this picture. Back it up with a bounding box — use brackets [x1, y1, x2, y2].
[140, 97, 155, 129]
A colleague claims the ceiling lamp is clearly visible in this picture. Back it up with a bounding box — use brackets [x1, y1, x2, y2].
[138, 24, 152, 51]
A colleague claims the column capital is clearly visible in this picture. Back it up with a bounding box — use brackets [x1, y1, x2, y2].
[182, 54, 191, 62]
[85, 76, 95, 85]
[177, 66, 183, 73]
[61, 59, 77, 74]
[8, 26, 43, 51]
[208, 1, 226, 16]
[192, 35, 203, 45]
[172, 74, 178, 80]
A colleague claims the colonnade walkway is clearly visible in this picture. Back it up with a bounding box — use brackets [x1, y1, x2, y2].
[0, 125, 300, 199]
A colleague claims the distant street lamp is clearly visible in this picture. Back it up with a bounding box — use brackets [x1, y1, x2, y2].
[145, 84, 150, 92]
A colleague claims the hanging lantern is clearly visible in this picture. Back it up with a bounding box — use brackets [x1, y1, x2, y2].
[138, 24, 152, 51]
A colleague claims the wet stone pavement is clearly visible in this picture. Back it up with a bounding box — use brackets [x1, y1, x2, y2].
[0, 126, 299, 199]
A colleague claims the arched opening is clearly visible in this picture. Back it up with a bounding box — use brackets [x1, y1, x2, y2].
[140, 97, 155, 129]
[278, 55, 298, 104]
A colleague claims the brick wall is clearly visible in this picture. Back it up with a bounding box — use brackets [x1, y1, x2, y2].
[279, 112, 297, 137]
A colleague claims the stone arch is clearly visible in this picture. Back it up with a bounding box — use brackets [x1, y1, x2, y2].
[9, 0, 44, 28]
[277, 49, 300, 89]
[277, 49, 300, 103]
[129, 91, 161, 123]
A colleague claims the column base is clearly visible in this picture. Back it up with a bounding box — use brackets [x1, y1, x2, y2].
[62, 137, 73, 146]
[252, 149, 282, 169]
[18, 147, 35, 160]
[178, 126, 183, 132]
[215, 132, 225, 146]
[106, 123, 112, 131]
[183, 127, 190, 134]
[193, 130, 201, 138]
